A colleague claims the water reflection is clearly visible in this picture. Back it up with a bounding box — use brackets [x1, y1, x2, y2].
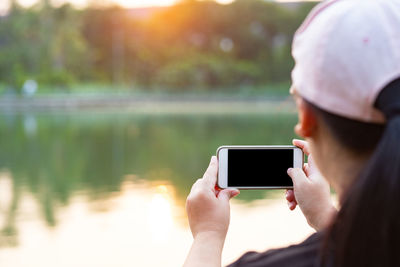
[0, 111, 313, 266]
[147, 185, 174, 243]
[0, 112, 298, 228]
[23, 115, 37, 138]
[0, 174, 313, 267]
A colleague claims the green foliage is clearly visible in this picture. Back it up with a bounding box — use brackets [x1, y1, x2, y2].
[154, 54, 262, 90]
[0, 0, 316, 92]
[0, 112, 298, 227]
[0, 3, 89, 91]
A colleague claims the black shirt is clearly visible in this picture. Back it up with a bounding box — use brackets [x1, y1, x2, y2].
[227, 232, 323, 267]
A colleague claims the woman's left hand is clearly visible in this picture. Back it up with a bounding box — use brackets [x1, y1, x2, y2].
[186, 156, 240, 240]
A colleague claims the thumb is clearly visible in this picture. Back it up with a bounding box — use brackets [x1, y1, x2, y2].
[218, 189, 240, 202]
[287, 167, 308, 187]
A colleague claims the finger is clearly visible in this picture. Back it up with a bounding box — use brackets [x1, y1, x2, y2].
[287, 167, 309, 187]
[287, 198, 298, 205]
[203, 156, 218, 187]
[214, 185, 222, 196]
[288, 201, 297, 210]
[218, 189, 240, 202]
[307, 155, 318, 176]
[292, 139, 310, 156]
[285, 189, 295, 202]
[303, 163, 310, 177]
[306, 155, 328, 185]
[307, 155, 322, 178]
[190, 178, 203, 193]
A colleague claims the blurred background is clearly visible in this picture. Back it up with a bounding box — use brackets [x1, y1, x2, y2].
[0, 0, 318, 266]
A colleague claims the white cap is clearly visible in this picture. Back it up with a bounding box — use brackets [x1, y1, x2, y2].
[291, 0, 400, 123]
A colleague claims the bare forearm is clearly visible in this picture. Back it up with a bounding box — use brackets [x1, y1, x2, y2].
[183, 232, 225, 267]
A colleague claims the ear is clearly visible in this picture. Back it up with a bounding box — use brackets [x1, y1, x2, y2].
[294, 97, 318, 138]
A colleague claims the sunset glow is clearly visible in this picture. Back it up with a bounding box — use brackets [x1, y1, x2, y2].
[112, 0, 234, 8]
[4, 0, 236, 9]
[114, 0, 176, 8]
[147, 185, 174, 244]
[0, 0, 319, 14]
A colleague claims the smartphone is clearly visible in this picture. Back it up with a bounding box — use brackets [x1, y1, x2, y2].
[217, 145, 303, 189]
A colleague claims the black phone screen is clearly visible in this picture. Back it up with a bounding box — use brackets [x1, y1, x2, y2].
[227, 149, 294, 187]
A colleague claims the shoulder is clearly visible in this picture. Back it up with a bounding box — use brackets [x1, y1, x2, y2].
[226, 232, 323, 267]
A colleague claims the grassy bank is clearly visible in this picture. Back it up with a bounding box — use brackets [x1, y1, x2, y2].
[0, 96, 296, 114]
[0, 82, 297, 113]
[0, 82, 292, 98]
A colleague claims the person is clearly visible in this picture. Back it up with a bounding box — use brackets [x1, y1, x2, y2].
[183, 0, 400, 266]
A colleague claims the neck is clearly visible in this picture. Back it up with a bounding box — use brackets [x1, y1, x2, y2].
[313, 128, 371, 205]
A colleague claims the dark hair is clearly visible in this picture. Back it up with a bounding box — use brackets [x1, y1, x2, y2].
[306, 77, 400, 267]
[306, 102, 384, 155]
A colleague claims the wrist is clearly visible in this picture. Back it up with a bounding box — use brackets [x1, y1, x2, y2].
[195, 230, 226, 242]
[194, 231, 226, 249]
[184, 231, 226, 267]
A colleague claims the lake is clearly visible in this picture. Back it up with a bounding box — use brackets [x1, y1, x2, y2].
[0, 108, 314, 266]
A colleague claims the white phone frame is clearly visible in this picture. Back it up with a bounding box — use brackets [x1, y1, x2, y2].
[217, 145, 303, 189]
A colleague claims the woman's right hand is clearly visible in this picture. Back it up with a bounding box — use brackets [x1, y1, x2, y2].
[286, 139, 337, 231]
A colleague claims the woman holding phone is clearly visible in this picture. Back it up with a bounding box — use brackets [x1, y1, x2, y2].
[184, 0, 400, 266]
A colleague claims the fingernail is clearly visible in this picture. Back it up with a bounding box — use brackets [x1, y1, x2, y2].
[285, 191, 289, 197]
[230, 189, 240, 197]
[287, 168, 293, 174]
